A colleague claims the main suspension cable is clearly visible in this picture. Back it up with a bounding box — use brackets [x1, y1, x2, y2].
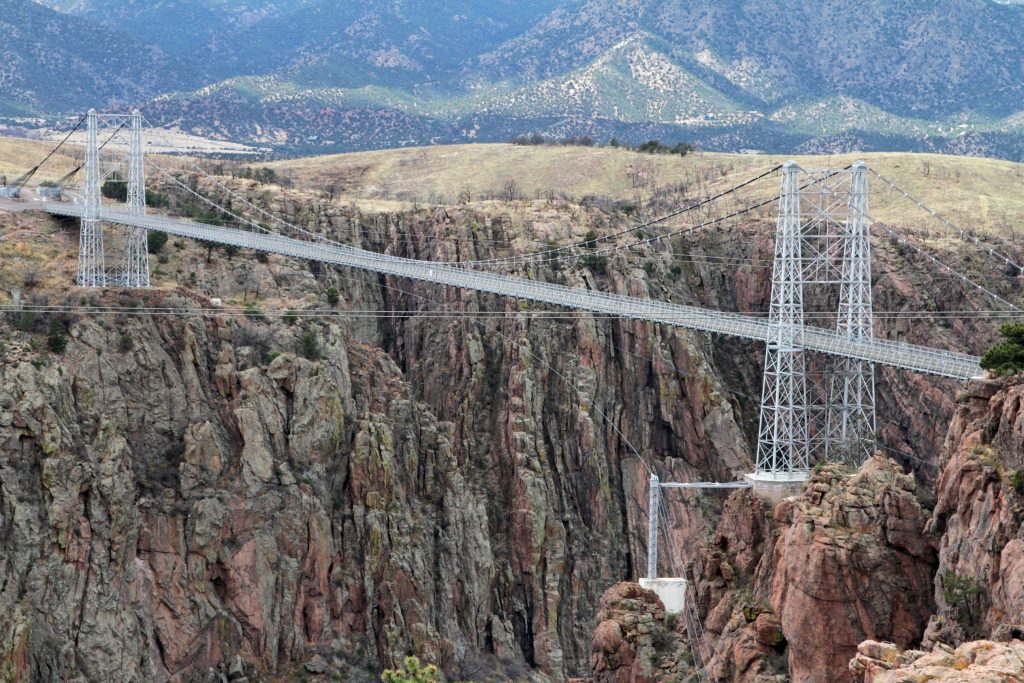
[11, 114, 86, 186]
[870, 168, 1023, 272]
[454, 163, 783, 267]
[870, 216, 1021, 313]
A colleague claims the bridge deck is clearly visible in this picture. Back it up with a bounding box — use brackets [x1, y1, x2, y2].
[42, 202, 983, 380]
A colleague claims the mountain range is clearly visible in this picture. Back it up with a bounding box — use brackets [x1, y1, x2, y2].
[8, 0, 1024, 158]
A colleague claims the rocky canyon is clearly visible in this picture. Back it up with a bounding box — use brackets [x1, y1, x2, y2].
[1, 153, 1023, 682]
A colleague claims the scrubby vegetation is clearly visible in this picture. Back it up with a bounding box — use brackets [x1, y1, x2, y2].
[511, 132, 694, 156]
[381, 656, 439, 683]
[147, 231, 168, 254]
[299, 328, 321, 360]
[980, 323, 1024, 375]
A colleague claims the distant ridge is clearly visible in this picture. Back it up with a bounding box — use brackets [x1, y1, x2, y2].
[8, 0, 1024, 159]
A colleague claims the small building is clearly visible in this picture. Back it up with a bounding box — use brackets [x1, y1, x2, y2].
[37, 187, 62, 199]
[0, 186, 21, 198]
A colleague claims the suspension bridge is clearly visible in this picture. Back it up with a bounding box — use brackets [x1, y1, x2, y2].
[4, 110, 1018, 492]
[5, 109, 1023, 682]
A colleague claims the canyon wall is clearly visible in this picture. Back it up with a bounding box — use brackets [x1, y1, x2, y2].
[0, 186, 1019, 682]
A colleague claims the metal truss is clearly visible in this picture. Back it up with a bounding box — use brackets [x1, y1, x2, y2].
[756, 161, 880, 474]
[825, 162, 876, 464]
[75, 109, 151, 289]
[756, 162, 810, 476]
[76, 109, 106, 288]
[117, 110, 151, 288]
[646, 473, 750, 578]
[45, 201, 982, 379]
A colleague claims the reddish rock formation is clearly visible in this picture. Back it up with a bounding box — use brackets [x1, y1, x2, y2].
[928, 378, 1024, 636]
[588, 582, 694, 683]
[695, 491, 788, 682]
[691, 458, 938, 682]
[0, 200, 756, 682]
[0, 179, 1017, 682]
[850, 637, 1024, 682]
[769, 457, 938, 680]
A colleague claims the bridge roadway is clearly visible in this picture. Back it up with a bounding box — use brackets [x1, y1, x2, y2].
[41, 202, 983, 380]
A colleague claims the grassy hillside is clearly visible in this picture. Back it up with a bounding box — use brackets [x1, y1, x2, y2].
[0, 137, 82, 183]
[263, 144, 1024, 238]
[3, 131, 1021, 240]
[0, 136, 204, 184]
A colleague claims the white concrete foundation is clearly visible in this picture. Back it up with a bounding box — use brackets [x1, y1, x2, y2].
[744, 471, 808, 504]
[639, 577, 688, 614]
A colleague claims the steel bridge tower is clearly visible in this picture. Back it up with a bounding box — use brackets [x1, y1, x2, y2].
[75, 109, 150, 288]
[118, 110, 151, 287]
[825, 161, 876, 463]
[753, 161, 810, 483]
[77, 109, 106, 287]
[751, 160, 877, 492]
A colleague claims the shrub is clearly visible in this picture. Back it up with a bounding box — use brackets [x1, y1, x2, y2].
[298, 328, 321, 360]
[326, 287, 340, 306]
[580, 254, 608, 275]
[283, 310, 298, 325]
[147, 230, 168, 254]
[635, 139, 695, 156]
[1011, 470, 1024, 495]
[942, 570, 983, 624]
[244, 304, 265, 322]
[511, 132, 546, 146]
[145, 189, 170, 208]
[118, 333, 132, 352]
[101, 176, 127, 201]
[17, 310, 36, 331]
[382, 656, 439, 683]
[46, 318, 68, 353]
[583, 229, 599, 248]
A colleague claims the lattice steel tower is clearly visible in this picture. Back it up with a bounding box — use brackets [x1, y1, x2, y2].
[753, 161, 877, 482]
[754, 161, 810, 478]
[825, 161, 875, 463]
[77, 109, 107, 288]
[118, 110, 150, 287]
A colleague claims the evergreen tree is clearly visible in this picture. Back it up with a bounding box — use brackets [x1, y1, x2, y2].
[981, 323, 1024, 375]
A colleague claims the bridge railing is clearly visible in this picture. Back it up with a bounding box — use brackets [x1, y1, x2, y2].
[42, 203, 982, 380]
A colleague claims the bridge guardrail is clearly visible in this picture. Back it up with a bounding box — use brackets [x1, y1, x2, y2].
[42, 203, 983, 380]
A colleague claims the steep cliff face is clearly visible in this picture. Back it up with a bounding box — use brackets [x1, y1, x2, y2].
[580, 376, 1024, 683]
[0, 304, 505, 681]
[768, 459, 937, 680]
[587, 582, 695, 683]
[0, 200, 754, 681]
[928, 378, 1024, 638]
[0, 167, 1017, 683]
[690, 458, 937, 682]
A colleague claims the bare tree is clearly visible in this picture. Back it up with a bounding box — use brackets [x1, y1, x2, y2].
[501, 179, 520, 203]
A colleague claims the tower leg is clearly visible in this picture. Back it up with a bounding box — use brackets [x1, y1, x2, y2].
[826, 161, 876, 465]
[755, 161, 810, 480]
[120, 109, 150, 288]
[77, 109, 106, 288]
[646, 473, 660, 579]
